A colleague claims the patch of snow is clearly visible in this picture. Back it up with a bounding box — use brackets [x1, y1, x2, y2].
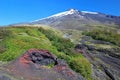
[82, 11, 98, 14]
[33, 9, 80, 22]
[47, 9, 78, 18]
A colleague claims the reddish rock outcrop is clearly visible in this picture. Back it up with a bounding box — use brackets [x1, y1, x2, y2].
[4, 49, 85, 80]
[19, 49, 57, 66]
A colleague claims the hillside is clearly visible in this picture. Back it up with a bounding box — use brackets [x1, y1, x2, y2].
[0, 25, 120, 80]
[0, 26, 91, 80]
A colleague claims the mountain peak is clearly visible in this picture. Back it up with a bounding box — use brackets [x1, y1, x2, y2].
[48, 9, 79, 18]
[31, 9, 120, 26]
[68, 8, 79, 13]
[34, 9, 80, 21]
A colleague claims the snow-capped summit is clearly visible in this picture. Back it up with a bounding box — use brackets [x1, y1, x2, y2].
[13, 8, 120, 28]
[35, 9, 101, 21]
[68, 8, 79, 13]
[46, 8, 79, 18]
[34, 9, 80, 22]
[47, 9, 99, 18]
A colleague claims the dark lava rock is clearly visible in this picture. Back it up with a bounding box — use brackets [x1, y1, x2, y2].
[29, 50, 57, 66]
[0, 72, 11, 80]
[3, 49, 85, 80]
[76, 37, 120, 80]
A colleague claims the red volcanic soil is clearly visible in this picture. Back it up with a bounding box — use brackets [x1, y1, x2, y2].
[4, 49, 85, 80]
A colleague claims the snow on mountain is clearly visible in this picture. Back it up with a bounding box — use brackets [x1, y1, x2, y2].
[13, 8, 120, 28]
[34, 9, 100, 22]
[34, 9, 83, 22]
[81, 11, 98, 14]
[50, 9, 77, 17]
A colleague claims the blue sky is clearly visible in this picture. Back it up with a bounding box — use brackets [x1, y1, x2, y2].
[0, 0, 120, 25]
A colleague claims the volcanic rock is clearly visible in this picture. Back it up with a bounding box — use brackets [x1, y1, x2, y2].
[3, 49, 85, 80]
[0, 71, 11, 80]
[75, 36, 120, 80]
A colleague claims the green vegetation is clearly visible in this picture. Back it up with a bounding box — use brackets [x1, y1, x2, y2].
[38, 27, 75, 55]
[47, 63, 55, 68]
[61, 29, 83, 43]
[0, 27, 59, 61]
[83, 29, 120, 46]
[70, 55, 92, 80]
[85, 41, 117, 49]
[0, 26, 92, 80]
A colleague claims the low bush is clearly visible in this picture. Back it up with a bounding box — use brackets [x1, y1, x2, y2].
[69, 56, 92, 80]
[83, 29, 120, 46]
[38, 27, 75, 55]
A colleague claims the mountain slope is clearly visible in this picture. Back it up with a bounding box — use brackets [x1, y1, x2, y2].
[18, 9, 120, 30]
[0, 26, 92, 80]
[0, 25, 120, 80]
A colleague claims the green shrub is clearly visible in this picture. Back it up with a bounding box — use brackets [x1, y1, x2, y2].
[0, 28, 11, 39]
[83, 29, 120, 46]
[69, 56, 92, 80]
[38, 27, 75, 55]
[0, 27, 59, 61]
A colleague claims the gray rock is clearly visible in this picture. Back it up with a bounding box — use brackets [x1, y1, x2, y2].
[0, 72, 11, 80]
